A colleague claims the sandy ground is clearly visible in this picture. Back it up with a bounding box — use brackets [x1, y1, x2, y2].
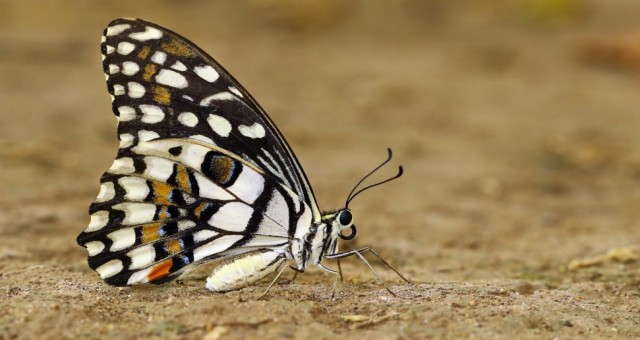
[1, 1, 640, 339]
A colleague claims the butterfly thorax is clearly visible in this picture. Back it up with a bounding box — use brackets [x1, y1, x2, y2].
[289, 209, 354, 272]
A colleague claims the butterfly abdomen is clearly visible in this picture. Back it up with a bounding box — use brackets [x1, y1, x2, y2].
[205, 249, 286, 292]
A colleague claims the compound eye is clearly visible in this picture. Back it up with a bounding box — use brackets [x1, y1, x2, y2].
[338, 210, 352, 227]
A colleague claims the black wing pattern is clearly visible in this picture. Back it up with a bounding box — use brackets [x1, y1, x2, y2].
[76, 18, 317, 286]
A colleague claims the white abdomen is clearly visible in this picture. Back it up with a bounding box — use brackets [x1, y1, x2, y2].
[205, 249, 286, 292]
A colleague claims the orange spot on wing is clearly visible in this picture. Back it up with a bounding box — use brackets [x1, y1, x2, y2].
[137, 45, 150, 60]
[152, 85, 171, 105]
[147, 259, 173, 282]
[142, 63, 157, 81]
[175, 164, 190, 192]
[141, 222, 163, 243]
[166, 239, 182, 254]
[158, 206, 170, 219]
[193, 202, 208, 219]
[210, 156, 234, 185]
[161, 39, 196, 57]
[152, 182, 172, 205]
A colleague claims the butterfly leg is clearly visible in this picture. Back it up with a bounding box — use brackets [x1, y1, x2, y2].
[325, 247, 411, 296]
[256, 262, 289, 300]
[336, 259, 344, 283]
[288, 265, 301, 283]
[317, 263, 341, 299]
[256, 265, 305, 300]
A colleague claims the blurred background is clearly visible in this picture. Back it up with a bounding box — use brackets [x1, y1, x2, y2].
[1, 0, 639, 338]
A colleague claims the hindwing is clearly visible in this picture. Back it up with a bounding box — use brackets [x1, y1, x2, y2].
[77, 139, 313, 285]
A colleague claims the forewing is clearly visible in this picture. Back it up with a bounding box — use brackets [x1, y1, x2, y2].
[100, 18, 319, 219]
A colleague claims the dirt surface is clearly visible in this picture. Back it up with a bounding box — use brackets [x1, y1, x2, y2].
[1, 1, 640, 339]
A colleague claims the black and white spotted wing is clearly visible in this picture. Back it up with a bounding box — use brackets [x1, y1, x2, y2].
[76, 18, 319, 286]
[102, 18, 318, 218]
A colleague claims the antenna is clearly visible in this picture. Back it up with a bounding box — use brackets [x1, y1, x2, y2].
[345, 148, 403, 208]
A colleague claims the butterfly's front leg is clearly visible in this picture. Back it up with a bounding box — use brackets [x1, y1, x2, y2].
[205, 249, 287, 292]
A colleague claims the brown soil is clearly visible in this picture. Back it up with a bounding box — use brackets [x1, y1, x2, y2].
[1, 1, 639, 339]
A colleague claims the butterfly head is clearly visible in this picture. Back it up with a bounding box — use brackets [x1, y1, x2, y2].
[321, 209, 357, 242]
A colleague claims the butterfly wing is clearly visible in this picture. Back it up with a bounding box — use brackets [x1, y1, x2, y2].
[100, 18, 319, 219]
[76, 18, 316, 286]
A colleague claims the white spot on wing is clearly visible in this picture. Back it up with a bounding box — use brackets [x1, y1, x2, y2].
[138, 130, 160, 142]
[108, 228, 136, 251]
[117, 106, 136, 121]
[127, 267, 152, 285]
[128, 82, 146, 98]
[178, 220, 196, 231]
[117, 42, 135, 55]
[118, 176, 150, 201]
[194, 65, 219, 82]
[171, 61, 187, 71]
[200, 92, 234, 105]
[141, 156, 174, 182]
[96, 259, 124, 279]
[109, 64, 120, 74]
[129, 26, 163, 41]
[106, 24, 131, 36]
[112, 203, 156, 225]
[208, 202, 253, 232]
[155, 69, 188, 88]
[238, 123, 266, 139]
[127, 245, 156, 270]
[178, 112, 198, 127]
[95, 181, 116, 203]
[109, 157, 135, 174]
[85, 241, 105, 256]
[139, 105, 165, 124]
[85, 210, 109, 232]
[113, 84, 125, 96]
[119, 133, 134, 148]
[207, 114, 232, 137]
[151, 51, 167, 65]
[189, 135, 215, 145]
[121, 61, 140, 76]
[193, 230, 218, 242]
[106, 45, 115, 54]
[179, 143, 210, 168]
[193, 235, 244, 262]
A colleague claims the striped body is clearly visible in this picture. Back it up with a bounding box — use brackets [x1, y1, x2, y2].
[206, 249, 286, 292]
[76, 19, 353, 291]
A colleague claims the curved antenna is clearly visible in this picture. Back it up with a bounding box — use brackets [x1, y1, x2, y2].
[346, 166, 403, 208]
[345, 148, 394, 207]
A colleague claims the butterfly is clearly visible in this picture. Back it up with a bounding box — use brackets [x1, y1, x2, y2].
[76, 18, 408, 295]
